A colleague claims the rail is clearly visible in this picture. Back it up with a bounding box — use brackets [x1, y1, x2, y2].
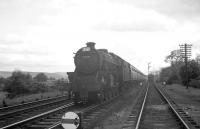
[48, 93, 120, 129]
[135, 82, 149, 129]
[135, 83, 194, 129]
[0, 95, 68, 112]
[156, 86, 191, 129]
[0, 102, 74, 129]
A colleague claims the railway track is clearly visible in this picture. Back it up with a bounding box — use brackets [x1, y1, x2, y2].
[1, 102, 106, 129]
[122, 82, 200, 129]
[0, 96, 71, 129]
[0, 95, 68, 115]
[6, 82, 197, 129]
[49, 96, 120, 129]
[157, 87, 200, 129]
[1, 86, 136, 129]
[0, 90, 118, 129]
[137, 83, 183, 129]
[161, 85, 200, 125]
[1, 102, 75, 129]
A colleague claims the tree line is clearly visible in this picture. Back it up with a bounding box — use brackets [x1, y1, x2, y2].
[159, 50, 200, 88]
[0, 71, 70, 98]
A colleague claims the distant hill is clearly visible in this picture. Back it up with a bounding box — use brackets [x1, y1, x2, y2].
[0, 71, 68, 80]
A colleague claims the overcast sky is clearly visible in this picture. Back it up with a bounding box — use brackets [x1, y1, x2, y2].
[0, 0, 200, 74]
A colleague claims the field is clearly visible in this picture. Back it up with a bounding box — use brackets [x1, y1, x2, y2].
[0, 90, 64, 107]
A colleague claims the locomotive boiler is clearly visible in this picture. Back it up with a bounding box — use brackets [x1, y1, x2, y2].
[70, 42, 146, 104]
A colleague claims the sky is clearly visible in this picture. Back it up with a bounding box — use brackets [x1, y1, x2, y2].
[0, 0, 200, 74]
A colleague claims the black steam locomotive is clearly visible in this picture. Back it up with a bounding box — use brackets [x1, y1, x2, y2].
[68, 42, 146, 104]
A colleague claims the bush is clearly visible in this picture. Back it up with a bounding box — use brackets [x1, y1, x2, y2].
[189, 79, 200, 88]
[29, 82, 49, 93]
[34, 73, 48, 82]
[3, 71, 32, 98]
[0, 77, 6, 90]
[166, 74, 179, 85]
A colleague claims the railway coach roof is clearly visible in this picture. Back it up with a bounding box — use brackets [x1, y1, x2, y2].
[130, 64, 145, 76]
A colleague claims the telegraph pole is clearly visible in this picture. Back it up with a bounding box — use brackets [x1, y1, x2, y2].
[179, 44, 192, 89]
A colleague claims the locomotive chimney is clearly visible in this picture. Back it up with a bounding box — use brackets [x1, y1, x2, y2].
[86, 42, 95, 49]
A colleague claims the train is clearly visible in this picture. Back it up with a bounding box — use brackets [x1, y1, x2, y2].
[68, 42, 146, 104]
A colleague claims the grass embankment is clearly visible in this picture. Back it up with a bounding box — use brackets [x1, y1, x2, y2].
[0, 90, 64, 107]
[165, 84, 200, 97]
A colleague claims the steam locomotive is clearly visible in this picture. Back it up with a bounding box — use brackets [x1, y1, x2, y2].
[68, 42, 146, 104]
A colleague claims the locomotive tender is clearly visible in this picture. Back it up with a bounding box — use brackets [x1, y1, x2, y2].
[71, 42, 146, 104]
